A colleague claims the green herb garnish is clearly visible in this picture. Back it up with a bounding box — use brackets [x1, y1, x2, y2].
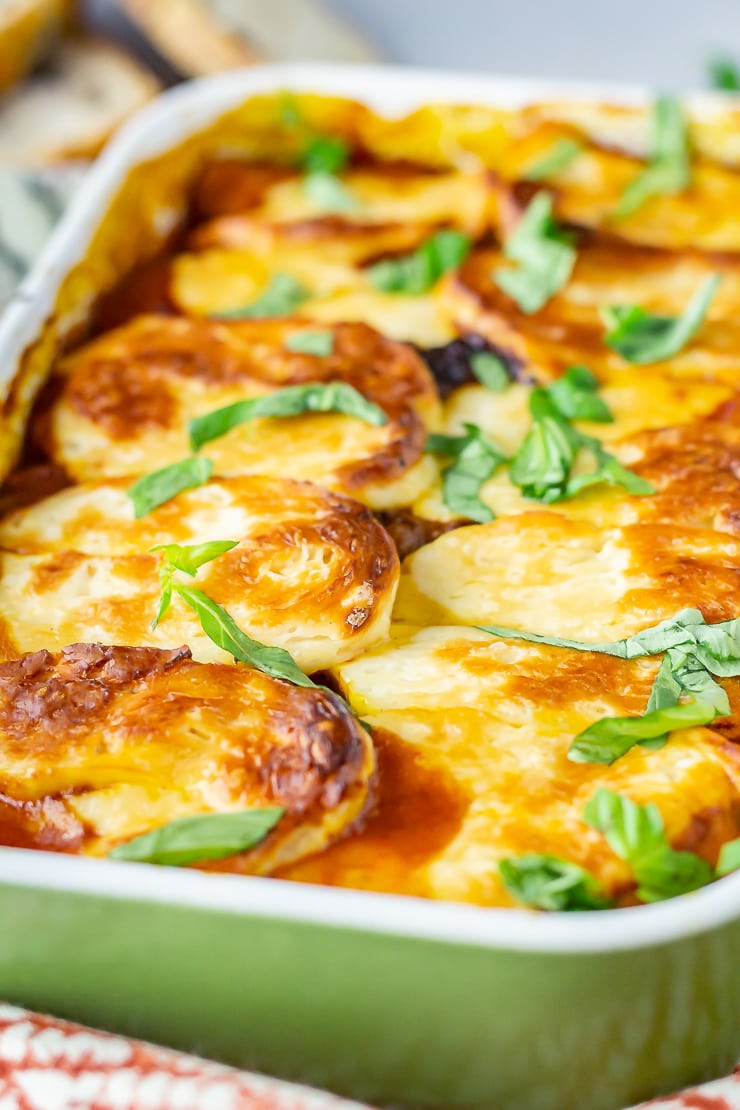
[189, 382, 387, 452]
[127, 457, 213, 518]
[304, 170, 357, 212]
[367, 229, 471, 295]
[613, 96, 690, 220]
[494, 192, 576, 314]
[583, 789, 714, 902]
[300, 134, 349, 175]
[284, 329, 335, 356]
[478, 609, 737, 765]
[150, 540, 239, 629]
[717, 838, 740, 876]
[109, 807, 285, 866]
[469, 350, 510, 392]
[543, 366, 613, 423]
[709, 57, 740, 92]
[499, 853, 613, 911]
[523, 138, 582, 181]
[214, 273, 309, 320]
[426, 423, 507, 523]
[602, 274, 720, 365]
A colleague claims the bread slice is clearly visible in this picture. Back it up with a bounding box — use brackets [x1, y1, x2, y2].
[117, 0, 379, 73]
[0, 33, 160, 166]
[0, 0, 68, 94]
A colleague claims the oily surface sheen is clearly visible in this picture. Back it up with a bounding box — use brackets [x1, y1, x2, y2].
[3, 93, 740, 907]
[0, 643, 374, 868]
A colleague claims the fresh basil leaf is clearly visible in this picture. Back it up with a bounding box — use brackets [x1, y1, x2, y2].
[568, 696, 721, 765]
[499, 854, 613, 911]
[476, 609, 714, 660]
[150, 540, 239, 577]
[284, 329, 335, 356]
[278, 91, 301, 129]
[494, 192, 576, 314]
[667, 649, 731, 714]
[173, 584, 316, 687]
[426, 423, 506, 523]
[300, 134, 350, 175]
[523, 138, 582, 182]
[709, 58, 740, 92]
[583, 788, 714, 902]
[509, 415, 578, 500]
[469, 351, 510, 393]
[189, 382, 387, 451]
[303, 171, 357, 212]
[109, 807, 285, 866]
[613, 96, 690, 220]
[562, 446, 655, 500]
[214, 273, 309, 320]
[717, 838, 740, 877]
[645, 652, 684, 713]
[152, 562, 173, 630]
[367, 229, 471, 295]
[546, 366, 613, 423]
[128, 457, 214, 518]
[602, 274, 720, 365]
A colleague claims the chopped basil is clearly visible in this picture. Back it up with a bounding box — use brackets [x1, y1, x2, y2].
[469, 351, 510, 393]
[214, 273, 309, 320]
[583, 788, 714, 902]
[284, 329, 335, 356]
[509, 414, 577, 501]
[499, 854, 613, 911]
[109, 807, 285, 866]
[494, 192, 576, 314]
[602, 274, 720, 365]
[189, 381, 387, 452]
[174, 584, 316, 688]
[568, 697, 722, 766]
[709, 58, 740, 92]
[127, 456, 213, 518]
[304, 171, 357, 212]
[544, 366, 613, 423]
[523, 138, 582, 181]
[426, 423, 506, 523]
[150, 540, 238, 629]
[717, 838, 740, 877]
[300, 134, 350, 175]
[477, 609, 740, 668]
[367, 229, 471, 295]
[613, 96, 691, 220]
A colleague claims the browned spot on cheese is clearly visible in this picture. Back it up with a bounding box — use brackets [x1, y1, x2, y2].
[192, 160, 295, 220]
[93, 257, 178, 333]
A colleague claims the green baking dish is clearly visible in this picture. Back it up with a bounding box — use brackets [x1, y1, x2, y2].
[0, 64, 737, 1110]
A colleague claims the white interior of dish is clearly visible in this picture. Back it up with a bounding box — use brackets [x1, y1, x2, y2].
[1, 63, 738, 953]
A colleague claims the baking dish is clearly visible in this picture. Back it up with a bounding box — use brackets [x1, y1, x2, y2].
[0, 63, 738, 1110]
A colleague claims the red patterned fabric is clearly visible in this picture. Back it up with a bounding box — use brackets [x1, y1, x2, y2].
[0, 1005, 373, 1110]
[0, 1004, 736, 1109]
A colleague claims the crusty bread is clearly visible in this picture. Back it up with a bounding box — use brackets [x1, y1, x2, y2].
[118, 0, 379, 73]
[0, 0, 68, 94]
[0, 33, 159, 166]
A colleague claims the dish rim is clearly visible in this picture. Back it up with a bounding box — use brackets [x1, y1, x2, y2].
[1, 60, 739, 954]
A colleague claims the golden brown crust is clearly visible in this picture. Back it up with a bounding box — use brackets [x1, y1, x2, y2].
[0, 475, 400, 672]
[0, 642, 373, 869]
[48, 316, 439, 505]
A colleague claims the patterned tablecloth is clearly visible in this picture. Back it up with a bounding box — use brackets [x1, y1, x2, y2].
[0, 170, 737, 1110]
[0, 1005, 736, 1110]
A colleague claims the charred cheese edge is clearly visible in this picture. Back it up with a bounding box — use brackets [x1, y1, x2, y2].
[0, 643, 374, 870]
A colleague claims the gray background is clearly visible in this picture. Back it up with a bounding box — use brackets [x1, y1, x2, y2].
[329, 0, 740, 90]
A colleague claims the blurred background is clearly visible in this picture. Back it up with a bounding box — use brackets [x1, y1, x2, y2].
[0, 0, 737, 302]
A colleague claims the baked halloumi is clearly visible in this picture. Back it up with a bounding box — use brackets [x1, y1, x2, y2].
[0, 643, 373, 867]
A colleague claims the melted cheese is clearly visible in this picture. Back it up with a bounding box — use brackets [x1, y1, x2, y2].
[0, 476, 399, 671]
[394, 512, 740, 640]
[282, 627, 740, 906]
[48, 316, 440, 509]
[0, 643, 373, 868]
